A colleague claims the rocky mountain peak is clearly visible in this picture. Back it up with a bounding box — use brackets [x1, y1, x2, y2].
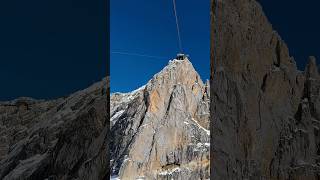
[110, 57, 210, 179]
[147, 58, 204, 89]
[143, 58, 208, 118]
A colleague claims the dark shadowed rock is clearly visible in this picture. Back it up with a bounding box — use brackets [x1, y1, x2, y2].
[211, 0, 320, 179]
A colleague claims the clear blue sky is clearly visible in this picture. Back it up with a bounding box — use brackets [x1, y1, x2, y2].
[111, 0, 210, 93]
[0, 0, 107, 101]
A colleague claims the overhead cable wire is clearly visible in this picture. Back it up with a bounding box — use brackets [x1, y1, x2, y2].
[173, 0, 183, 53]
[111, 51, 168, 60]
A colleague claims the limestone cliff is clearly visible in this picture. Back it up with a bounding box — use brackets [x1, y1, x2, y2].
[110, 58, 210, 179]
[211, 0, 320, 179]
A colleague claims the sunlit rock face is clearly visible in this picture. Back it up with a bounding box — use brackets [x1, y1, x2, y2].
[211, 0, 320, 179]
[0, 79, 108, 180]
[110, 58, 210, 179]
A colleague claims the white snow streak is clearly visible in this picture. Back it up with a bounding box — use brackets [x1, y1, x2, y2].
[191, 118, 210, 135]
[159, 167, 182, 175]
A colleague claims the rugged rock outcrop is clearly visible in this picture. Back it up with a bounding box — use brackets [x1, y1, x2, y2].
[110, 58, 210, 179]
[211, 0, 320, 179]
[0, 79, 108, 180]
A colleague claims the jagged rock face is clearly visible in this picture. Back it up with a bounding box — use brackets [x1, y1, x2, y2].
[211, 0, 320, 179]
[0, 79, 108, 180]
[110, 59, 210, 179]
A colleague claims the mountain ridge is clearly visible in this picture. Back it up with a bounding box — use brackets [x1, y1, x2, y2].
[0, 79, 108, 180]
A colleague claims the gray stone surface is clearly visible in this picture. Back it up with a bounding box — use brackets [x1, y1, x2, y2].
[110, 59, 210, 179]
[211, 0, 320, 179]
[0, 78, 108, 180]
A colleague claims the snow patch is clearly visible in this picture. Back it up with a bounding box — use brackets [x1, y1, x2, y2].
[159, 167, 182, 176]
[111, 85, 145, 103]
[194, 142, 210, 152]
[110, 176, 120, 180]
[141, 123, 150, 128]
[111, 110, 125, 122]
[136, 176, 146, 180]
[130, 85, 146, 94]
[196, 142, 210, 148]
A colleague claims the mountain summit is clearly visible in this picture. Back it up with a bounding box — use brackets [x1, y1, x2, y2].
[110, 58, 210, 179]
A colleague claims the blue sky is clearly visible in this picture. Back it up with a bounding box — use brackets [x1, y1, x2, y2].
[0, 0, 106, 100]
[110, 0, 210, 93]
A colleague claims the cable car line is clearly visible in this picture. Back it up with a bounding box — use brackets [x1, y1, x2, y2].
[111, 0, 185, 61]
[173, 0, 183, 53]
[111, 51, 168, 60]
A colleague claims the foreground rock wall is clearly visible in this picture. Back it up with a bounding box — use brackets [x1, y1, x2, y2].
[211, 0, 320, 179]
